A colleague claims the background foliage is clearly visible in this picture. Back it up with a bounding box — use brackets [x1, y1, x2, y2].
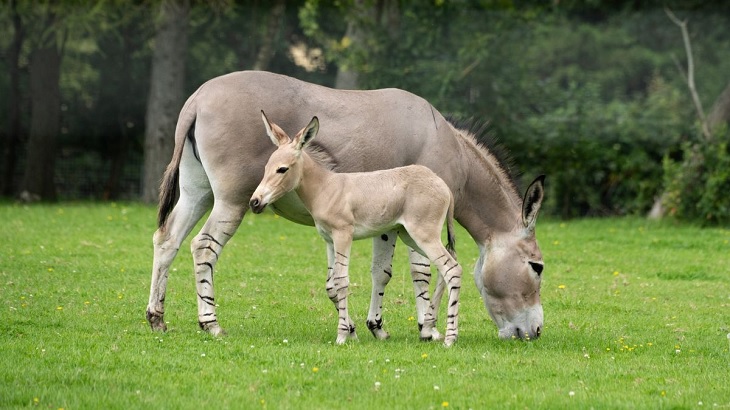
[1, 0, 729, 220]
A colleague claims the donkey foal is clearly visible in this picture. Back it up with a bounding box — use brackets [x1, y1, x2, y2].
[250, 112, 463, 346]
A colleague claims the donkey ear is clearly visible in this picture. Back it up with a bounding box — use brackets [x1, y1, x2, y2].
[261, 110, 289, 146]
[522, 175, 545, 232]
[294, 116, 319, 151]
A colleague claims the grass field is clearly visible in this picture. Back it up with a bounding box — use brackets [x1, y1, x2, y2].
[1, 202, 729, 409]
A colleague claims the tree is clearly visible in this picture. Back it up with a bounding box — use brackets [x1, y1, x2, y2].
[1, 0, 24, 196]
[20, 4, 65, 201]
[707, 82, 730, 134]
[252, 0, 286, 71]
[142, 0, 190, 204]
[659, 8, 730, 224]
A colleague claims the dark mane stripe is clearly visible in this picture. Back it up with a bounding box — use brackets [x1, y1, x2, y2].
[445, 115, 521, 193]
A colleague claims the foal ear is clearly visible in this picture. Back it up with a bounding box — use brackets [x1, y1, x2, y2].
[294, 116, 319, 151]
[261, 110, 289, 147]
[522, 175, 545, 232]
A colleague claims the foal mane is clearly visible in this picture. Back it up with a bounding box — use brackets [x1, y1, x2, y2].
[445, 116, 521, 195]
[304, 143, 337, 171]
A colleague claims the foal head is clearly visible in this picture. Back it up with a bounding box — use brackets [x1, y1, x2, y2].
[250, 111, 319, 214]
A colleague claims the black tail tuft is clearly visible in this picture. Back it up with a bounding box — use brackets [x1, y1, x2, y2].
[157, 166, 179, 229]
[446, 224, 457, 260]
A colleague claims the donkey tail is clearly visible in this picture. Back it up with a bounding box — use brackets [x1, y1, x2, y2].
[446, 193, 457, 260]
[157, 94, 199, 229]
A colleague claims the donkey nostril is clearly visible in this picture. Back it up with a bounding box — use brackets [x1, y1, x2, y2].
[535, 326, 542, 338]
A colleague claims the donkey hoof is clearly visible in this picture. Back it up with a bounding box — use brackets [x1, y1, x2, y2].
[367, 320, 390, 340]
[146, 310, 167, 332]
[372, 329, 390, 340]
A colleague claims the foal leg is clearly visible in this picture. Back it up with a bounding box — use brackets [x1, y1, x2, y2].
[408, 248, 442, 341]
[325, 232, 356, 344]
[190, 200, 246, 336]
[366, 231, 397, 340]
[415, 241, 462, 347]
[422, 272, 446, 341]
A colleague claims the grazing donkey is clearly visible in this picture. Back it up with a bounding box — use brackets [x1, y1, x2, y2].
[147, 71, 545, 342]
[249, 112, 463, 346]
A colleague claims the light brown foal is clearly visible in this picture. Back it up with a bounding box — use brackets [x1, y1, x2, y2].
[250, 112, 463, 346]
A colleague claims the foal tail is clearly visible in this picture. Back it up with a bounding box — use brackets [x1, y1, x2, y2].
[446, 194, 457, 260]
[157, 94, 199, 229]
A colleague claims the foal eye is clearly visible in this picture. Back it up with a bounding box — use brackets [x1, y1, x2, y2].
[276, 166, 289, 174]
[529, 262, 544, 276]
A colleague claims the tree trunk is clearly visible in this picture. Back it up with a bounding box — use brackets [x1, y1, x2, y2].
[2, 0, 24, 197]
[252, 0, 285, 71]
[335, 0, 400, 90]
[21, 44, 62, 201]
[103, 22, 136, 200]
[141, 0, 189, 204]
[335, 0, 367, 90]
[707, 81, 730, 134]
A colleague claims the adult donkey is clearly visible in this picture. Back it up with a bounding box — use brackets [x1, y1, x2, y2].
[147, 70, 545, 341]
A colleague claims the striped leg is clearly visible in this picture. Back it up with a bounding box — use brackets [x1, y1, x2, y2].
[366, 231, 397, 340]
[190, 201, 245, 336]
[435, 253, 462, 347]
[409, 249, 442, 341]
[325, 234, 357, 344]
[418, 243, 462, 347]
[148, 203, 205, 331]
[422, 271, 446, 341]
[147, 142, 212, 331]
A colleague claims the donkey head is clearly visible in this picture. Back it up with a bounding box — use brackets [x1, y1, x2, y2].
[475, 175, 545, 340]
[249, 111, 319, 214]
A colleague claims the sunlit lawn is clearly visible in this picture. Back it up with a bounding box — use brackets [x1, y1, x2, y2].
[1, 202, 729, 409]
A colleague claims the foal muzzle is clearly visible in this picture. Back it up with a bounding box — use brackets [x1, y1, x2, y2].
[249, 197, 267, 214]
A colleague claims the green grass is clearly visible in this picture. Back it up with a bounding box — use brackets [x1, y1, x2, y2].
[1, 202, 729, 409]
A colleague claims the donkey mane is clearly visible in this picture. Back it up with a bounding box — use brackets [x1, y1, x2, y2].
[445, 116, 521, 194]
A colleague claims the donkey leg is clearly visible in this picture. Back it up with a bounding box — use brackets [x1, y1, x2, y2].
[408, 248, 443, 341]
[366, 231, 397, 340]
[191, 201, 246, 336]
[147, 152, 212, 331]
[325, 233, 356, 344]
[148, 202, 209, 331]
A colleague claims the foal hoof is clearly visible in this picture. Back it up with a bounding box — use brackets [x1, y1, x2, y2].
[419, 326, 442, 342]
[443, 337, 456, 348]
[335, 330, 358, 345]
[146, 310, 167, 332]
[199, 321, 226, 337]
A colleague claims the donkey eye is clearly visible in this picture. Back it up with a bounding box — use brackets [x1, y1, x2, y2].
[276, 166, 289, 174]
[529, 262, 544, 276]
